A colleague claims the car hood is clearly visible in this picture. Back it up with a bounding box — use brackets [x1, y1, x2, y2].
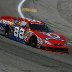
[32, 30, 61, 39]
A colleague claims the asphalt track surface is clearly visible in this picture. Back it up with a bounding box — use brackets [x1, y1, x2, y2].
[0, 0, 72, 72]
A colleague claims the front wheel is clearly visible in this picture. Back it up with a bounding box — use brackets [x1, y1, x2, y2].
[29, 36, 37, 48]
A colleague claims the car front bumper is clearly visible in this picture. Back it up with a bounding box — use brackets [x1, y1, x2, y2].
[43, 44, 69, 53]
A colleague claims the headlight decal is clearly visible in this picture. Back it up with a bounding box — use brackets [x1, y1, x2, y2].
[44, 40, 52, 45]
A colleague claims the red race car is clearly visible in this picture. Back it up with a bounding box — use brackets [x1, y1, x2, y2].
[0, 16, 69, 53]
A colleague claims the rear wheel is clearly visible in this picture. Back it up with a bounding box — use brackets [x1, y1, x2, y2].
[4, 25, 11, 37]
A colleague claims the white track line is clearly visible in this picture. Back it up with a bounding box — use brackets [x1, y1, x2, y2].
[18, 0, 26, 18]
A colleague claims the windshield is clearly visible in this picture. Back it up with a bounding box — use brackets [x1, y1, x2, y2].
[30, 24, 54, 32]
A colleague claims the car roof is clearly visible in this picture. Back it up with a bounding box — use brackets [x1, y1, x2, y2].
[18, 17, 45, 24]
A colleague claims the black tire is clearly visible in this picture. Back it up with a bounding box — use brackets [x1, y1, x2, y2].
[29, 35, 37, 48]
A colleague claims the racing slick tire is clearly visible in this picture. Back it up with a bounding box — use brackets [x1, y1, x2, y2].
[4, 25, 11, 37]
[29, 35, 37, 48]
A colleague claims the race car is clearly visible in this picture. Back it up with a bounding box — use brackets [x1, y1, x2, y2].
[0, 16, 69, 53]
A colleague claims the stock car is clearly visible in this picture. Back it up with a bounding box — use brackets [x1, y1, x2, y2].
[0, 16, 69, 53]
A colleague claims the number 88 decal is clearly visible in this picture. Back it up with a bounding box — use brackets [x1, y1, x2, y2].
[14, 27, 25, 39]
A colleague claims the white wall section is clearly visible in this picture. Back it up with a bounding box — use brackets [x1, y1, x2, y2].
[18, 0, 26, 18]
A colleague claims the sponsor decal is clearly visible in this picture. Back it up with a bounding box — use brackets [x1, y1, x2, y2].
[0, 26, 4, 31]
[46, 33, 60, 39]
